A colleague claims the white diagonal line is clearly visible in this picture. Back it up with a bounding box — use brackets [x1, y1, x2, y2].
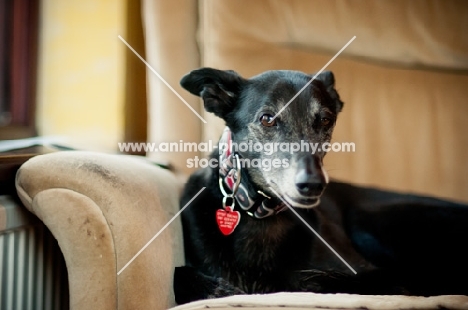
[271, 36, 356, 122]
[268, 187, 357, 274]
[117, 187, 206, 276]
[118, 35, 207, 124]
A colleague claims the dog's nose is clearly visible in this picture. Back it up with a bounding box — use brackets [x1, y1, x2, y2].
[295, 170, 324, 197]
[294, 154, 326, 197]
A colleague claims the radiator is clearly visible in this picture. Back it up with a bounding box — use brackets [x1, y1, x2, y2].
[0, 196, 69, 310]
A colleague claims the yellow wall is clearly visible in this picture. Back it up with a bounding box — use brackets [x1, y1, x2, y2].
[37, 0, 127, 151]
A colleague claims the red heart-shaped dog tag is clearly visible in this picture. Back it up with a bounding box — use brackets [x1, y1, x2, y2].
[216, 208, 241, 235]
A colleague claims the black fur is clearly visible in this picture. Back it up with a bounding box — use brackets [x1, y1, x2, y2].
[174, 68, 468, 304]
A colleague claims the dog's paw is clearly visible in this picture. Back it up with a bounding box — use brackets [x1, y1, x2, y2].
[296, 268, 410, 295]
[174, 266, 212, 304]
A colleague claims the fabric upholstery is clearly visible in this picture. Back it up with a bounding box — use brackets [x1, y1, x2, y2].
[142, 0, 201, 173]
[200, 0, 468, 70]
[15, 151, 184, 310]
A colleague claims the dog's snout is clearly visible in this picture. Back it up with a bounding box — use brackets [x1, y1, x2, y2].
[294, 154, 326, 197]
[295, 171, 324, 197]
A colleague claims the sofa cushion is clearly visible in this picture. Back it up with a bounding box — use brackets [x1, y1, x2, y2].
[201, 0, 468, 70]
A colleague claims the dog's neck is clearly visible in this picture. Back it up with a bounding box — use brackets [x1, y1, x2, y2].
[218, 127, 287, 219]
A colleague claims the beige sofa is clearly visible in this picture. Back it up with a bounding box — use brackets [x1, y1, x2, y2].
[15, 151, 468, 309]
[13, 0, 468, 309]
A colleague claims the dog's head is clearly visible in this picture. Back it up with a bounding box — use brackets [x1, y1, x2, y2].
[181, 68, 343, 208]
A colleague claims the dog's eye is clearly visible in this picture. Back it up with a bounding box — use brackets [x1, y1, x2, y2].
[260, 114, 277, 127]
[321, 117, 331, 127]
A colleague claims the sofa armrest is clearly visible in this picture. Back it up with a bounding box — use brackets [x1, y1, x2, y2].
[15, 151, 184, 310]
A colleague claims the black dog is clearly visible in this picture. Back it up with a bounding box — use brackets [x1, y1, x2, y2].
[174, 68, 468, 304]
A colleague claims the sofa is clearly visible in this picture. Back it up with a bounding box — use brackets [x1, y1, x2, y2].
[14, 151, 468, 309]
[11, 0, 468, 309]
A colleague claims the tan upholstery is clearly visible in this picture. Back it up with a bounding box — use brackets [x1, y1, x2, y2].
[15, 152, 184, 310]
[142, 0, 201, 172]
[144, 0, 468, 202]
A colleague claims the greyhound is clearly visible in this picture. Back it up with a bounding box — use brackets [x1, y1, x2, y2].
[173, 68, 468, 304]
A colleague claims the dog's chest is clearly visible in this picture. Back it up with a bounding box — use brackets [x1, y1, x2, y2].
[233, 218, 287, 268]
[212, 219, 286, 292]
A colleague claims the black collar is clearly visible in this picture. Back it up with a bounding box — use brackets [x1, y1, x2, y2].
[218, 127, 287, 219]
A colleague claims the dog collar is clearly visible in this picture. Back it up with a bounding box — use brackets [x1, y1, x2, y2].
[218, 127, 287, 219]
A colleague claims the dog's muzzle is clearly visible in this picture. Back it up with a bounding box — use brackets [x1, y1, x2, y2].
[294, 154, 327, 198]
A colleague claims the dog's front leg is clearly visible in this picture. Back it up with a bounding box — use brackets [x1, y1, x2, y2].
[174, 266, 245, 304]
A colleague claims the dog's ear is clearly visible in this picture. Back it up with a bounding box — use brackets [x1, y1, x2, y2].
[315, 71, 344, 112]
[180, 68, 247, 118]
